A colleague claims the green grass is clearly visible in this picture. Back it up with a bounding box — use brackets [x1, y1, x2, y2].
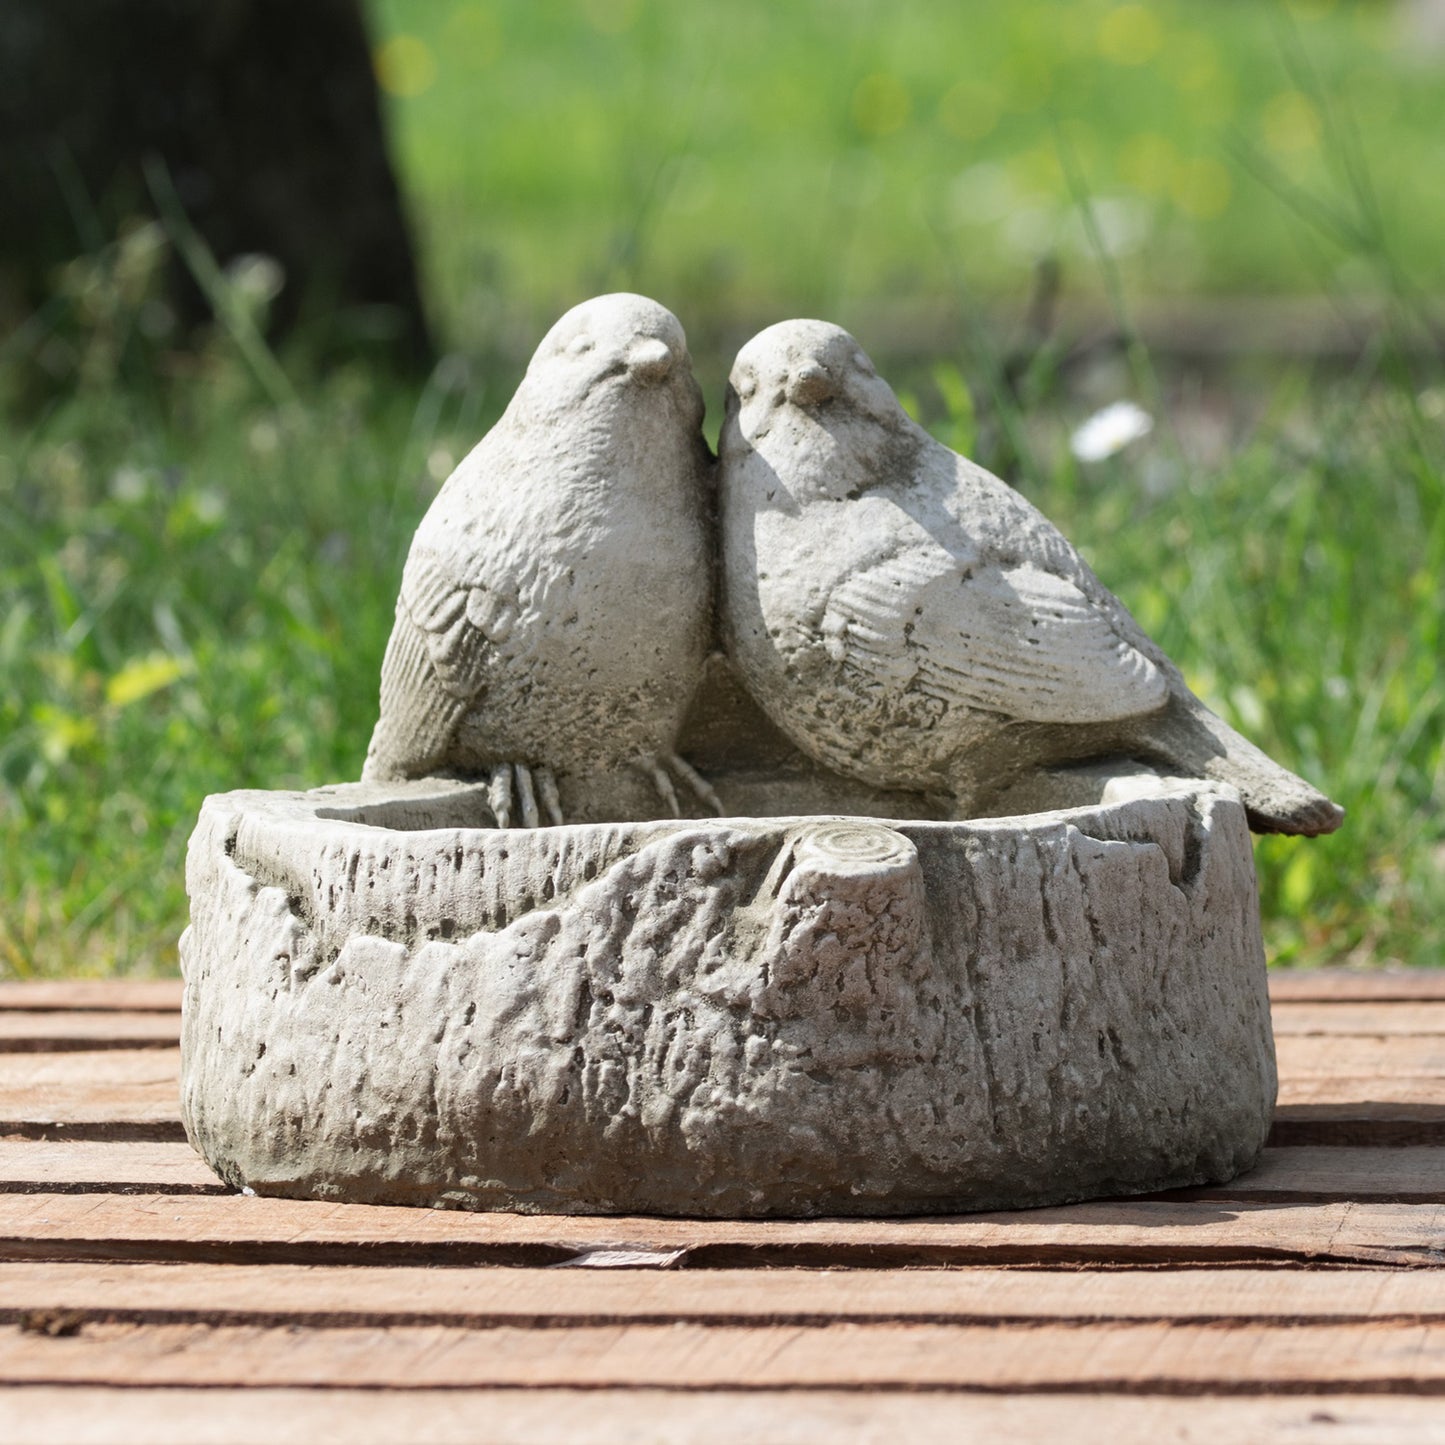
[3, 321, 1441, 976]
[3, 0, 1443, 976]
[370, 0, 1445, 349]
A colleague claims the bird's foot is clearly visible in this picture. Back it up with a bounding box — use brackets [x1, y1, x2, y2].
[635, 752, 726, 818]
[488, 762, 563, 829]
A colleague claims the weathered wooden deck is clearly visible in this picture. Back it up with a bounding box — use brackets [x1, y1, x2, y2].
[1, 973, 1443, 1443]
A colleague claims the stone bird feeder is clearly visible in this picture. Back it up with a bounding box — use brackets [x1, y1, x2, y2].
[180, 298, 1331, 1218]
[181, 666, 1279, 1218]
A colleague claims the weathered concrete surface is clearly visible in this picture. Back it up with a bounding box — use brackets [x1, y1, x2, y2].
[363, 293, 718, 826]
[719, 319, 1343, 837]
[180, 773, 1276, 1217]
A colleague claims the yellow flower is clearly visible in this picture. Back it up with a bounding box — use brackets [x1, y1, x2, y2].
[106, 654, 191, 709]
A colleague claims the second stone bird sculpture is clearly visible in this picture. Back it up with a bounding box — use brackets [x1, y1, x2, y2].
[364, 293, 719, 826]
[719, 319, 1342, 835]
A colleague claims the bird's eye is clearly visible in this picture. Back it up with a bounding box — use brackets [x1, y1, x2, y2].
[854, 352, 874, 374]
[568, 336, 595, 355]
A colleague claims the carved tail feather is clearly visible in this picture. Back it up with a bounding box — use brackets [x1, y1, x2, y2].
[1144, 689, 1344, 837]
[361, 609, 467, 782]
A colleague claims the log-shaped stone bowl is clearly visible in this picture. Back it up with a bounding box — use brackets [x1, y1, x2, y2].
[180, 772, 1275, 1217]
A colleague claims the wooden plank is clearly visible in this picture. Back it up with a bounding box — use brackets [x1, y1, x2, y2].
[0, 1193, 1441, 1268]
[2, 1002, 1438, 1049]
[0, 981, 180, 1013]
[0, 1142, 219, 1195]
[5, 1388, 1443, 1445]
[0, 974, 1430, 1018]
[1184, 1147, 1445, 1203]
[1270, 971, 1445, 1003]
[1271, 1099, 1445, 1147]
[1272, 1040, 1445, 1143]
[0, 974, 1428, 1012]
[1273, 1002, 1445, 1036]
[7, 1316, 1445, 1391]
[1, 1005, 1440, 1051]
[4, 1140, 1444, 1205]
[0, 974, 1430, 1012]
[0, 1013, 178, 1053]
[1277, 1035, 1445, 1075]
[3, 1040, 1437, 1104]
[3, 1261, 1444, 1328]
[0, 1052, 184, 1140]
[0, 1043, 1439, 1145]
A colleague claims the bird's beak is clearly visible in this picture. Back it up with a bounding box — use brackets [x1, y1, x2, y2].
[626, 337, 674, 382]
[786, 363, 835, 407]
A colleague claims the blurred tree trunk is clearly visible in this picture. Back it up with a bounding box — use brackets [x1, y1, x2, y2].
[0, 0, 433, 368]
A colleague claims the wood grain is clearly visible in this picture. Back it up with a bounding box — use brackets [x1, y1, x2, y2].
[0, 972, 1432, 1016]
[3, 1262, 1444, 1327]
[1272, 1002, 1445, 1036]
[0, 1013, 179, 1053]
[5, 1387, 1442, 1445]
[0, 1142, 219, 1194]
[1273, 1105, 1445, 1147]
[5, 1141, 1445, 1204]
[3, 1002, 1440, 1050]
[0, 974, 1433, 1014]
[1269, 972, 1445, 1003]
[2, 1007, 1442, 1055]
[1277, 1036, 1445, 1075]
[10, 1048, 1444, 1147]
[0, 975, 1440, 1444]
[0, 1052, 184, 1140]
[1173, 1147, 1445, 1203]
[7, 1316, 1445, 1391]
[0, 981, 181, 1013]
[1269, 1039, 1445, 1144]
[1, 1193, 1441, 1268]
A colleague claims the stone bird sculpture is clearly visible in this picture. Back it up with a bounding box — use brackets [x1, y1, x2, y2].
[364, 293, 721, 827]
[718, 319, 1343, 835]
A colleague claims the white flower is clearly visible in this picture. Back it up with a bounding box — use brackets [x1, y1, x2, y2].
[1071, 401, 1154, 462]
[109, 466, 150, 504]
[224, 253, 285, 307]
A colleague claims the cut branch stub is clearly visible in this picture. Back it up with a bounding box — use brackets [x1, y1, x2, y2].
[755, 823, 929, 1019]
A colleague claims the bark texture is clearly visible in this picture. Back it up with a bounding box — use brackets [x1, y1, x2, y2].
[181, 776, 1275, 1217]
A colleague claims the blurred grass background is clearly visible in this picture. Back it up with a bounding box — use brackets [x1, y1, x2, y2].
[376, 0, 1445, 339]
[2, 0, 1442, 976]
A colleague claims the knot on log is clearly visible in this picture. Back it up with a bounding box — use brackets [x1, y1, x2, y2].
[791, 821, 920, 879]
[753, 823, 930, 1020]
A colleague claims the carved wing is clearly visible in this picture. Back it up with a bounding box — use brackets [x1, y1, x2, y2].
[820, 545, 1168, 725]
[363, 545, 519, 779]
